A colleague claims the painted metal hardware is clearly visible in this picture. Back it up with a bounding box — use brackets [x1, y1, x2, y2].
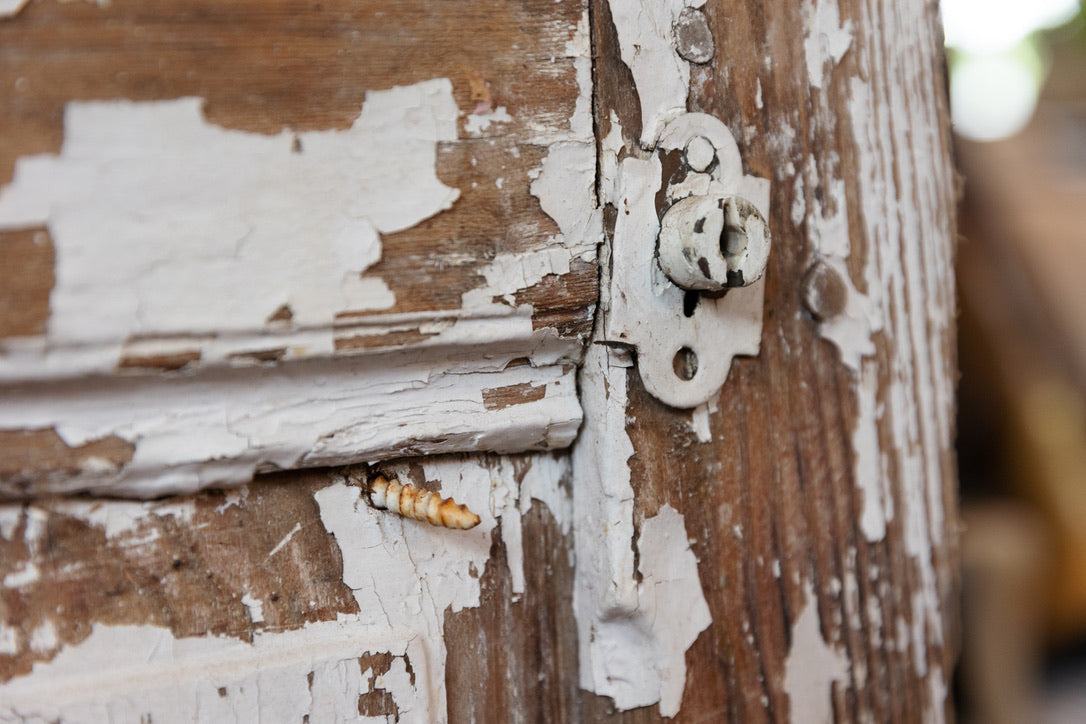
[605, 113, 771, 409]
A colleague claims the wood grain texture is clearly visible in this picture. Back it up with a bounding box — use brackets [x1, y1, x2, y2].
[0, 0, 959, 719]
[0, 0, 597, 496]
[578, 0, 959, 720]
[0, 0, 596, 361]
[0, 469, 359, 682]
[0, 228, 53, 338]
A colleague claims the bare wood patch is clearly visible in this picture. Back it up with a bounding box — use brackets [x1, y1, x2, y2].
[117, 349, 202, 372]
[0, 228, 53, 338]
[0, 469, 359, 682]
[356, 651, 401, 719]
[0, 428, 134, 491]
[481, 383, 547, 411]
[513, 258, 599, 339]
[227, 347, 288, 364]
[444, 503, 579, 721]
[333, 329, 438, 352]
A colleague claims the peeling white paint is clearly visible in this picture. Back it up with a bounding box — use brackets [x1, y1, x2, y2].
[0, 453, 571, 721]
[566, 2, 720, 713]
[784, 583, 849, 723]
[51, 499, 195, 539]
[855, 360, 893, 541]
[464, 106, 513, 136]
[0, 621, 415, 723]
[3, 562, 40, 588]
[0, 347, 582, 498]
[0, 507, 21, 540]
[636, 504, 713, 717]
[609, 0, 707, 145]
[28, 620, 58, 655]
[0, 80, 463, 366]
[566, 11, 595, 142]
[804, 0, 854, 89]
[460, 11, 600, 324]
[789, 0, 954, 714]
[518, 453, 573, 535]
[241, 593, 265, 626]
[571, 344, 711, 716]
[800, 156, 881, 372]
[0, 0, 28, 18]
[0, 623, 18, 655]
[689, 395, 718, 443]
[846, 2, 954, 699]
[314, 455, 563, 720]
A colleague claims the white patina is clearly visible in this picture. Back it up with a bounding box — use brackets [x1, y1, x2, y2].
[0, 621, 417, 723]
[846, 3, 954, 703]
[0, 347, 581, 498]
[783, 583, 850, 723]
[0, 82, 463, 359]
[804, 0, 854, 89]
[0, 453, 572, 722]
[790, 0, 955, 716]
[0, 71, 599, 498]
[609, 0, 708, 145]
[571, 344, 712, 716]
[564, 2, 719, 715]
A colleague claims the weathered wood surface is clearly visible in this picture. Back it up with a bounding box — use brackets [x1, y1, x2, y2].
[570, 0, 958, 719]
[0, 0, 958, 721]
[0, 0, 597, 497]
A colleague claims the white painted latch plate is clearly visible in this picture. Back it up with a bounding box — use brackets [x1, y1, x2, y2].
[605, 113, 771, 409]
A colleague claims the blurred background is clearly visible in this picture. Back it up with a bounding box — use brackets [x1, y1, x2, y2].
[947, 0, 1086, 721]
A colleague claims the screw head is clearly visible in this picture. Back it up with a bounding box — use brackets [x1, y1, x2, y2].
[801, 260, 848, 321]
[685, 136, 716, 173]
[657, 194, 770, 293]
[673, 8, 715, 64]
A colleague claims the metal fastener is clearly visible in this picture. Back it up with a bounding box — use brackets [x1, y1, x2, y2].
[801, 260, 848, 321]
[657, 194, 771, 293]
[673, 8, 715, 64]
[685, 136, 717, 173]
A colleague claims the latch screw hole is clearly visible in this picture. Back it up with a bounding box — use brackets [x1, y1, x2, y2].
[673, 347, 699, 381]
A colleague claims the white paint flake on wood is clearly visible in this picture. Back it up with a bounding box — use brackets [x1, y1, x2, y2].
[846, 3, 954, 702]
[571, 344, 711, 716]
[790, 0, 954, 715]
[565, 2, 718, 714]
[609, 0, 707, 145]
[0, 621, 415, 723]
[0, 348, 582, 498]
[783, 582, 849, 723]
[804, 0, 854, 89]
[636, 504, 712, 717]
[0, 453, 572, 722]
[0, 0, 28, 18]
[0, 81, 462, 367]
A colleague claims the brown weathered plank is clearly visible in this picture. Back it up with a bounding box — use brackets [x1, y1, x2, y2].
[0, 0, 596, 364]
[0, 0, 598, 496]
[574, 0, 959, 720]
[0, 0, 959, 720]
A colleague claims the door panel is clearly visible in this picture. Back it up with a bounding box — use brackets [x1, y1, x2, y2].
[0, 0, 597, 497]
[0, 0, 959, 721]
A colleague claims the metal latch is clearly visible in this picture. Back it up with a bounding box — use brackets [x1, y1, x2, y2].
[604, 113, 771, 409]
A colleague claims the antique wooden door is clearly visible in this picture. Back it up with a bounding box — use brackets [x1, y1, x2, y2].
[0, 0, 958, 720]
